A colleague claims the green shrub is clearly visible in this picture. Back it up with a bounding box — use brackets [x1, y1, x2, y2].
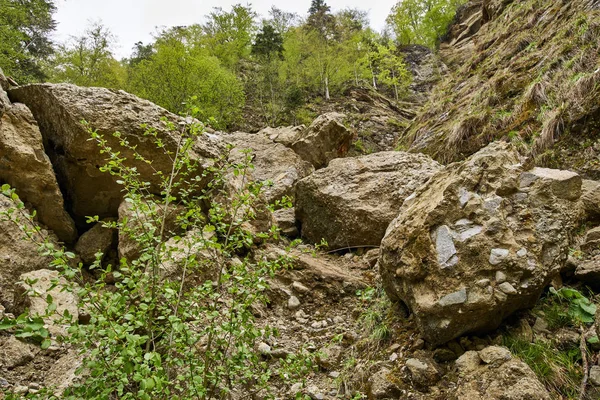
[0, 115, 311, 399]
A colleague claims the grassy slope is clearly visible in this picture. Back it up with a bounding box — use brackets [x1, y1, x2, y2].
[403, 0, 600, 176]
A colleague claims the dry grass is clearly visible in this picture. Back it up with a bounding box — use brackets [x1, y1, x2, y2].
[534, 108, 565, 155]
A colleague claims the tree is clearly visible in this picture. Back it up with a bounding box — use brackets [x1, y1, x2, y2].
[0, 0, 57, 82]
[386, 0, 465, 48]
[48, 22, 125, 89]
[252, 25, 283, 60]
[127, 28, 244, 128]
[375, 42, 411, 101]
[202, 4, 257, 71]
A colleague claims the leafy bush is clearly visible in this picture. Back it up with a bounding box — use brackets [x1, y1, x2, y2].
[1, 115, 311, 398]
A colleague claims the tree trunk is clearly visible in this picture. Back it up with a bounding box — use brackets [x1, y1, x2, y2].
[370, 60, 377, 90]
[325, 75, 330, 101]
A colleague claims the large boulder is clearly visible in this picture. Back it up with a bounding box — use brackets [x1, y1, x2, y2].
[0, 102, 77, 242]
[295, 151, 442, 249]
[221, 132, 314, 204]
[380, 142, 583, 345]
[8, 84, 225, 224]
[0, 194, 57, 308]
[75, 220, 116, 264]
[454, 346, 550, 399]
[291, 112, 353, 169]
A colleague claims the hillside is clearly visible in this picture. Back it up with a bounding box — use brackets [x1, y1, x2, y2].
[2, 0, 600, 399]
[403, 0, 600, 178]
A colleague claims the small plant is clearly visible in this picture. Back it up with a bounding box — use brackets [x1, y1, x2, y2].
[548, 287, 597, 325]
[0, 313, 51, 349]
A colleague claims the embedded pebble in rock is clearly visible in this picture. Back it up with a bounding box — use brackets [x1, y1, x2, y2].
[498, 282, 517, 295]
[333, 316, 344, 324]
[288, 296, 301, 310]
[489, 248, 510, 265]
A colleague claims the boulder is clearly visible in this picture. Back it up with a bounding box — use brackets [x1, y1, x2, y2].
[13, 269, 79, 336]
[221, 132, 313, 204]
[0, 194, 57, 308]
[0, 82, 9, 117]
[8, 84, 224, 224]
[581, 179, 600, 218]
[291, 113, 353, 169]
[0, 67, 8, 91]
[259, 125, 305, 147]
[380, 142, 583, 345]
[74, 220, 116, 264]
[0, 102, 77, 242]
[295, 151, 442, 249]
[454, 346, 550, 399]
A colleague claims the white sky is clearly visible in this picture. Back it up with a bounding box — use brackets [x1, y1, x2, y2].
[52, 0, 397, 59]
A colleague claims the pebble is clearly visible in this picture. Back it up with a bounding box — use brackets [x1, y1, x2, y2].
[257, 342, 271, 355]
[288, 296, 301, 310]
[292, 281, 310, 293]
[333, 316, 344, 324]
[329, 371, 340, 379]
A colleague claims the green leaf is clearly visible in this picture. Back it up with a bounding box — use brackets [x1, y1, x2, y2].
[41, 338, 52, 349]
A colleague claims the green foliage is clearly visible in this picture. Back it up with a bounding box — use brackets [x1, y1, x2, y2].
[548, 287, 597, 325]
[0, 0, 57, 82]
[127, 28, 244, 129]
[202, 4, 257, 71]
[0, 314, 51, 349]
[1, 113, 311, 398]
[386, 0, 466, 48]
[356, 287, 394, 342]
[47, 22, 126, 89]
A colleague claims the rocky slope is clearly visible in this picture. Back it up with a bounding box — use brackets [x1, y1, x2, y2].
[1, 4, 600, 395]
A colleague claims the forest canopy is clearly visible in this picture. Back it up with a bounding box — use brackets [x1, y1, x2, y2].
[0, 0, 466, 128]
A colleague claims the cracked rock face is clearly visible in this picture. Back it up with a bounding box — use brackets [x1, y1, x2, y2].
[379, 142, 583, 345]
[8, 84, 225, 225]
[0, 102, 77, 242]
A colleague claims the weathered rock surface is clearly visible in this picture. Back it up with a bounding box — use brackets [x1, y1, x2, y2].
[582, 179, 600, 218]
[575, 256, 600, 290]
[75, 220, 116, 264]
[380, 142, 583, 345]
[13, 270, 79, 336]
[8, 84, 224, 223]
[0, 195, 57, 308]
[221, 132, 313, 203]
[0, 102, 77, 242]
[291, 113, 352, 169]
[117, 198, 185, 262]
[0, 76, 10, 116]
[455, 346, 550, 399]
[273, 208, 298, 238]
[259, 125, 305, 147]
[0, 336, 37, 369]
[295, 151, 442, 249]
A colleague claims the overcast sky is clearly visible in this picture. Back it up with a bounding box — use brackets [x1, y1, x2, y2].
[52, 0, 398, 59]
